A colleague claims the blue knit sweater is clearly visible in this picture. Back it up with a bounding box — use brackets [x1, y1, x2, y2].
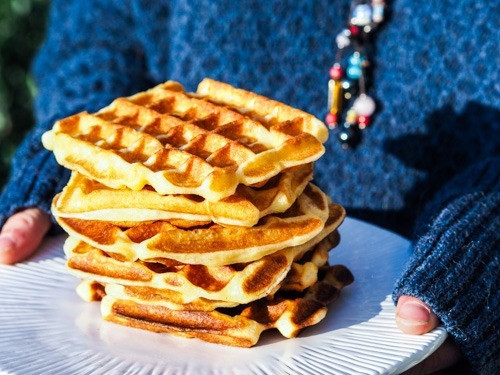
[0, 0, 498, 372]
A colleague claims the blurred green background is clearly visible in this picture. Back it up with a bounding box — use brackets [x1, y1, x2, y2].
[0, 0, 49, 189]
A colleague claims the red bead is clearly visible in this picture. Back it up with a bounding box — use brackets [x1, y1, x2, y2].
[329, 65, 343, 80]
[349, 25, 360, 36]
[358, 115, 371, 126]
[325, 113, 338, 128]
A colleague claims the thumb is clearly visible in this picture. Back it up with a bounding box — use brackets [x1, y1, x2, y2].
[0, 208, 51, 265]
[396, 295, 440, 335]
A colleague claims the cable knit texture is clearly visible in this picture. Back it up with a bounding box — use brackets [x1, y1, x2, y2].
[0, 0, 498, 372]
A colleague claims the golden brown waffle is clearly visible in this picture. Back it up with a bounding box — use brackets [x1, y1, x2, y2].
[76, 280, 106, 302]
[56, 184, 339, 265]
[280, 233, 333, 292]
[197, 79, 328, 143]
[104, 284, 239, 311]
[76, 280, 239, 311]
[100, 265, 354, 347]
[42, 79, 328, 201]
[65, 225, 338, 304]
[52, 164, 312, 228]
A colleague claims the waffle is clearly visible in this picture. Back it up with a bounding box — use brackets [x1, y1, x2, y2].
[55, 184, 339, 266]
[76, 281, 239, 311]
[64, 226, 339, 305]
[100, 265, 354, 347]
[52, 163, 312, 228]
[44, 77, 351, 348]
[42, 79, 328, 202]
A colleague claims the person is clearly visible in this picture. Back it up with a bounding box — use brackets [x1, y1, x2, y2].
[0, 0, 498, 373]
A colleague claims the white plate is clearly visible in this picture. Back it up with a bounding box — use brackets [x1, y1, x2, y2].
[0, 217, 446, 375]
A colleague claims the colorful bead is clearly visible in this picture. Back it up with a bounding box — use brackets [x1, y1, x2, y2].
[325, 113, 338, 129]
[349, 25, 360, 36]
[327, 79, 343, 115]
[335, 29, 351, 49]
[347, 66, 362, 79]
[372, 1, 385, 23]
[347, 52, 364, 79]
[346, 108, 358, 123]
[329, 64, 343, 80]
[358, 115, 371, 129]
[348, 52, 364, 66]
[358, 115, 370, 125]
[353, 94, 376, 116]
[351, 4, 372, 26]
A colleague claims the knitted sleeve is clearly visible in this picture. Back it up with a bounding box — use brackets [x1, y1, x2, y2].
[0, 0, 148, 228]
[393, 157, 499, 373]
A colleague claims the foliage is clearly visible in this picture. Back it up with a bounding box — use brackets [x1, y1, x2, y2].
[0, 0, 49, 188]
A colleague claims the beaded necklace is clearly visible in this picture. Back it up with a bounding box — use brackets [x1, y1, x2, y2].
[326, 0, 386, 149]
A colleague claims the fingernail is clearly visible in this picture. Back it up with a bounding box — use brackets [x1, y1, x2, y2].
[398, 301, 431, 324]
[0, 236, 16, 253]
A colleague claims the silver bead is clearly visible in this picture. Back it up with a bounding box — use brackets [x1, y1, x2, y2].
[335, 29, 351, 49]
[372, 2, 385, 23]
[342, 80, 352, 90]
[342, 80, 353, 99]
[351, 4, 372, 27]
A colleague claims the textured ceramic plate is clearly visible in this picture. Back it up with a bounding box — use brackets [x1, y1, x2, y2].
[0, 217, 446, 375]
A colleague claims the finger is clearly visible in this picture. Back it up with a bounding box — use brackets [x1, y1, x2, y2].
[402, 338, 464, 375]
[396, 295, 440, 335]
[0, 208, 51, 265]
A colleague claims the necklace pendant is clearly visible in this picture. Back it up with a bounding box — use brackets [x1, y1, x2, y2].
[326, 0, 387, 149]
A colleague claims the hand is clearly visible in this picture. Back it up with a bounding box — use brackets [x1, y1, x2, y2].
[0, 208, 50, 264]
[396, 296, 464, 374]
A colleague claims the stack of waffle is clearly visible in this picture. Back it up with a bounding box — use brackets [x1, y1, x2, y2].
[42, 79, 353, 347]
